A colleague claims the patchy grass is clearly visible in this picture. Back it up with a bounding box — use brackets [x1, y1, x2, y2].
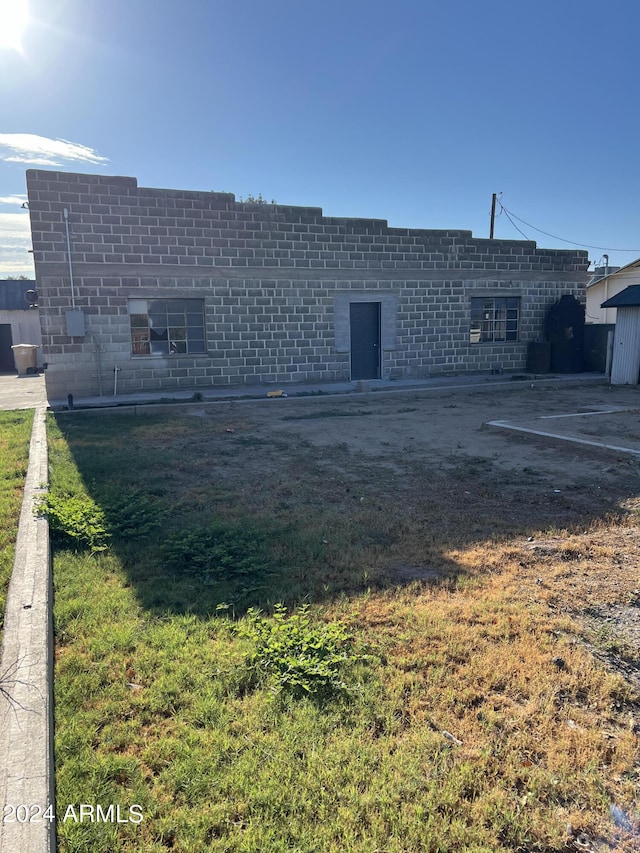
[281, 407, 373, 420]
[0, 409, 33, 639]
[48, 410, 640, 852]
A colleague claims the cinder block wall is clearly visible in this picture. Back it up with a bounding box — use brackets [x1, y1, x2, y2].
[26, 170, 589, 398]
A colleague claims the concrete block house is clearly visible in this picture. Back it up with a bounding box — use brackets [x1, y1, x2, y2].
[26, 170, 589, 399]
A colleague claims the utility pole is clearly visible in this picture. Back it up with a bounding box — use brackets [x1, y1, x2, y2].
[489, 193, 497, 239]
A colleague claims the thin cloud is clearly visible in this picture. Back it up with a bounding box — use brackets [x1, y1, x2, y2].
[5, 155, 63, 166]
[0, 194, 28, 205]
[0, 212, 34, 277]
[0, 133, 108, 167]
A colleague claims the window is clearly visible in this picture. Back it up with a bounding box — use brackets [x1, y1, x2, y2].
[470, 297, 519, 344]
[129, 299, 206, 356]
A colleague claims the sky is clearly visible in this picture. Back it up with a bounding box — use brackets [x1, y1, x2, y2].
[1, 0, 639, 278]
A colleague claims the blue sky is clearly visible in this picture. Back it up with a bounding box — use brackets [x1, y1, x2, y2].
[1, 0, 639, 277]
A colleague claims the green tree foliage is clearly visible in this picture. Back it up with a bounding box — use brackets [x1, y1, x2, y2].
[238, 193, 277, 204]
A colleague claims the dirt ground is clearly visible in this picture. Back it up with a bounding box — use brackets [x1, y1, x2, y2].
[183, 381, 640, 694]
[208, 381, 640, 510]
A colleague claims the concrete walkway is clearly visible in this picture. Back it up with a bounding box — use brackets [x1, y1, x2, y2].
[0, 407, 54, 852]
[46, 371, 608, 412]
[0, 370, 609, 413]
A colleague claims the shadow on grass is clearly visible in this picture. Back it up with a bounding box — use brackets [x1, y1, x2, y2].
[48, 406, 640, 619]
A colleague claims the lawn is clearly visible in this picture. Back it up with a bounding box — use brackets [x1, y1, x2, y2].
[47, 401, 640, 853]
[0, 408, 34, 640]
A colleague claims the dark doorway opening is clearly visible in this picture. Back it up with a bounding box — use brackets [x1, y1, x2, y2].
[350, 302, 380, 380]
[0, 325, 14, 372]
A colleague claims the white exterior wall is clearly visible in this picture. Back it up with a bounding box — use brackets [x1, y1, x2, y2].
[610, 306, 640, 385]
[587, 267, 640, 324]
[0, 309, 43, 367]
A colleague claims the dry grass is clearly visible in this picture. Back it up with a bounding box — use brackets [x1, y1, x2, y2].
[336, 531, 640, 849]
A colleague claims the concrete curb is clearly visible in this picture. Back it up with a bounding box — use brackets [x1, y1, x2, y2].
[486, 418, 640, 458]
[0, 407, 54, 852]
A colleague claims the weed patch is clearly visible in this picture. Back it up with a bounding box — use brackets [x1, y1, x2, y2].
[240, 603, 366, 700]
[98, 487, 167, 541]
[37, 491, 110, 552]
[281, 408, 373, 420]
[160, 522, 272, 581]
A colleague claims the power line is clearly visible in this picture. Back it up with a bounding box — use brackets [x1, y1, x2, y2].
[501, 208, 530, 242]
[498, 202, 640, 253]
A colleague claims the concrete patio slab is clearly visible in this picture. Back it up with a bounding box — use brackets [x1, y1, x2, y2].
[0, 374, 49, 412]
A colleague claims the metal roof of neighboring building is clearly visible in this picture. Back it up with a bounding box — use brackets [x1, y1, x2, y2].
[601, 285, 640, 308]
[0, 279, 36, 311]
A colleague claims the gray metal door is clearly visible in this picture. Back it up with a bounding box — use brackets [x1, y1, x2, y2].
[0, 325, 14, 372]
[350, 302, 380, 380]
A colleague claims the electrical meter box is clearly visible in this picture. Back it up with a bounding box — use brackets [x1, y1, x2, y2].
[65, 309, 86, 337]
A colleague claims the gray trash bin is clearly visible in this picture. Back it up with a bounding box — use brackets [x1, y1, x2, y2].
[11, 344, 39, 375]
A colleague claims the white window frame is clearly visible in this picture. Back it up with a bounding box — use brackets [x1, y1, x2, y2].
[470, 297, 519, 344]
[129, 298, 206, 357]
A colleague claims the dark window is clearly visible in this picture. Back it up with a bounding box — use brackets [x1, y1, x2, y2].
[129, 299, 206, 356]
[470, 297, 519, 343]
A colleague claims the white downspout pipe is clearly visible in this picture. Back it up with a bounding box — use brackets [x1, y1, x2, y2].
[603, 254, 609, 324]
